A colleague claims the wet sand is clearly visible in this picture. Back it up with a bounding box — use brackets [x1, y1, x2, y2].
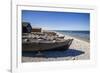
[22, 33, 90, 62]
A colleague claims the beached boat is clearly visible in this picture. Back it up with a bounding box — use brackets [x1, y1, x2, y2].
[22, 33, 73, 51]
[22, 22, 73, 51]
[22, 38, 73, 51]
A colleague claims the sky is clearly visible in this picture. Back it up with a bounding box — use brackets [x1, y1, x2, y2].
[22, 10, 90, 31]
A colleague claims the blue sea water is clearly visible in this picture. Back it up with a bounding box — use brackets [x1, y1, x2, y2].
[55, 30, 90, 42]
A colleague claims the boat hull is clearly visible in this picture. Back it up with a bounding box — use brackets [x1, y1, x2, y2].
[22, 39, 73, 51]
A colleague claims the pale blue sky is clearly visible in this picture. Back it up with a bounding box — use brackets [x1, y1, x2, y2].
[22, 10, 90, 31]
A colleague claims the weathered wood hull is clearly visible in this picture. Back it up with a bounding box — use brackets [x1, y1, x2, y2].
[22, 39, 73, 51]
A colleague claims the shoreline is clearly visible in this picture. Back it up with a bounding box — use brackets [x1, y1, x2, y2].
[66, 35, 90, 43]
[22, 31, 90, 62]
[55, 31, 89, 43]
[55, 31, 90, 43]
[54, 31, 90, 59]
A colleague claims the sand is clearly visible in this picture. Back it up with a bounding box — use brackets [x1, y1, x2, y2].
[22, 32, 90, 62]
[65, 35, 90, 60]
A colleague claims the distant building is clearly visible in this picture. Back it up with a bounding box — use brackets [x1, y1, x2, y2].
[22, 22, 32, 33]
[32, 28, 42, 32]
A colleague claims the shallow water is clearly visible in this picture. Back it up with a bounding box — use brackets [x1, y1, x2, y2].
[55, 30, 90, 42]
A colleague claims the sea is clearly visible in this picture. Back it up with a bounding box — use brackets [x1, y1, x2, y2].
[54, 30, 90, 42]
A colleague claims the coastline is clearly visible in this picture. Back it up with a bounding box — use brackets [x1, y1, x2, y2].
[22, 31, 90, 62]
[62, 32, 90, 60]
[52, 31, 90, 60]
[55, 31, 90, 43]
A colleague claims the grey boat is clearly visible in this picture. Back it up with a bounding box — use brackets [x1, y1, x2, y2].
[22, 22, 73, 51]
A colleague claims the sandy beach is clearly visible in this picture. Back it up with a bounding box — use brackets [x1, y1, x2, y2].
[22, 32, 90, 62]
[64, 35, 90, 60]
